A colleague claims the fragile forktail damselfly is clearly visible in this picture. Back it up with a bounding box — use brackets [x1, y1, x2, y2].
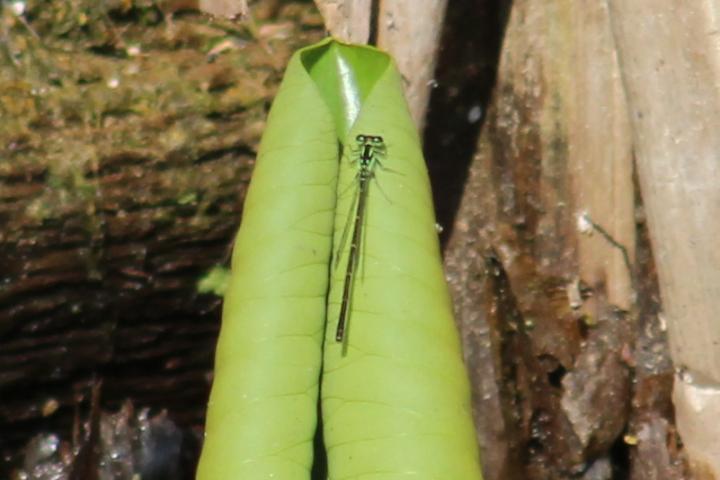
[335, 133, 387, 342]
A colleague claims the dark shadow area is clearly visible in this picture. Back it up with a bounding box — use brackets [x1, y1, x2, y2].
[310, 400, 328, 480]
[609, 433, 631, 480]
[423, 0, 513, 248]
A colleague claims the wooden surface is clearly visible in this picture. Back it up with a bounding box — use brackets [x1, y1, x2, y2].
[314, 0, 372, 44]
[567, 1, 635, 312]
[442, 1, 684, 478]
[608, 1, 720, 477]
[376, 0, 448, 129]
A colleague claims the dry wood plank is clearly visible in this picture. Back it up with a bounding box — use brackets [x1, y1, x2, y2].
[608, 1, 720, 477]
[444, 1, 682, 478]
[314, 0, 372, 44]
[376, 0, 448, 129]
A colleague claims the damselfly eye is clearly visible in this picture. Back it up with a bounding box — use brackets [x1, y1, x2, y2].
[372, 136, 383, 143]
[356, 134, 365, 142]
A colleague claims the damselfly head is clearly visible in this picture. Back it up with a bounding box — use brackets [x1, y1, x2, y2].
[355, 134, 384, 145]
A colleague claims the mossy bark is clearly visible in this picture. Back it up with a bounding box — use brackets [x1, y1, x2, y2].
[0, 1, 324, 474]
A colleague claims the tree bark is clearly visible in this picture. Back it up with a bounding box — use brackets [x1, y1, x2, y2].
[0, 1, 324, 473]
[442, 1, 686, 478]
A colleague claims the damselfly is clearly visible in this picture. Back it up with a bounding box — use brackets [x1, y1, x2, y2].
[335, 134, 387, 342]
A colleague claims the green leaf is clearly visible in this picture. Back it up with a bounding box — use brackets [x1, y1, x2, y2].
[197, 38, 483, 480]
[322, 47, 483, 480]
[196, 43, 337, 480]
[196, 265, 231, 297]
[301, 39, 390, 140]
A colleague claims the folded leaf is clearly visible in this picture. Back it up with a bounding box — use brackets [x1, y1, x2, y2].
[322, 43, 483, 480]
[196, 45, 337, 479]
[198, 37, 483, 480]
